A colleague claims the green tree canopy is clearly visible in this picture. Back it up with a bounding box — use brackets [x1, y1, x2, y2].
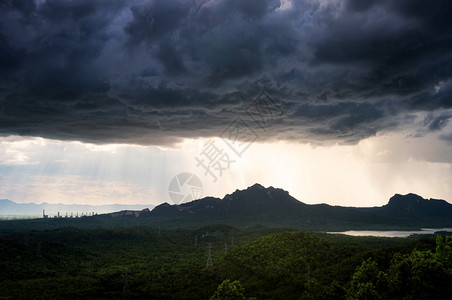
[210, 279, 249, 300]
[349, 258, 388, 300]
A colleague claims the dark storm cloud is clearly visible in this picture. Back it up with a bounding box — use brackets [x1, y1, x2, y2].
[424, 112, 452, 131]
[440, 132, 452, 144]
[0, 0, 452, 145]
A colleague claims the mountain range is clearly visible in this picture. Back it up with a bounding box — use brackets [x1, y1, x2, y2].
[0, 199, 153, 218]
[106, 184, 452, 230]
[2, 184, 452, 231]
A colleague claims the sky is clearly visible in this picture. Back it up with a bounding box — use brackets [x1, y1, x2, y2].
[0, 0, 451, 207]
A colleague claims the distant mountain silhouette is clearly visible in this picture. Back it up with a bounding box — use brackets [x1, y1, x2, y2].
[108, 208, 152, 218]
[376, 193, 452, 220]
[143, 184, 452, 230]
[5, 184, 451, 231]
[151, 184, 302, 218]
[0, 199, 154, 217]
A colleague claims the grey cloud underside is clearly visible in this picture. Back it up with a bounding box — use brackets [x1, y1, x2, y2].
[1, 0, 452, 145]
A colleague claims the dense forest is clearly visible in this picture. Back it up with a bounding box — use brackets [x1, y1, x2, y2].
[0, 224, 451, 299]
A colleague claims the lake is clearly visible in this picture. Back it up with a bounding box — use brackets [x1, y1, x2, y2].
[327, 228, 452, 238]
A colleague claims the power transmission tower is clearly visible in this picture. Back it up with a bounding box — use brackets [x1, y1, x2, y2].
[224, 242, 228, 254]
[123, 268, 130, 295]
[86, 262, 93, 279]
[206, 242, 213, 268]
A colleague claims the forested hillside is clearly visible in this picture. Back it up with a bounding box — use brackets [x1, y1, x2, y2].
[0, 226, 450, 299]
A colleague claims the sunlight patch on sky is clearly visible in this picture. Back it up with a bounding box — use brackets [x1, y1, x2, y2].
[0, 133, 451, 207]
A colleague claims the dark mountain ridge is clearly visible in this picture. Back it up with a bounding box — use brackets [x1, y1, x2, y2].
[143, 184, 452, 230]
[151, 184, 302, 218]
[376, 193, 452, 220]
[3, 184, 451, 231]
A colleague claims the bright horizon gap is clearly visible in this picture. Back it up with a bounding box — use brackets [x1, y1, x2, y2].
[0, 133, 451, 207]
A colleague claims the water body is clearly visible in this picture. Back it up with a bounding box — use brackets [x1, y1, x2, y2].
[328, 228, 452, 238]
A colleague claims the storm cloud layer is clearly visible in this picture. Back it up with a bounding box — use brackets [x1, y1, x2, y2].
[1, 0, 452, 145]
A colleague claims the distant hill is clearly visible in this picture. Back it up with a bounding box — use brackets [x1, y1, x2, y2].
[150, 184, 302, 219]
[141, 184, 452, 230]
[2, 184, 451, 232]
[0, 199, 153, 218]
[379, 193, 452, 218]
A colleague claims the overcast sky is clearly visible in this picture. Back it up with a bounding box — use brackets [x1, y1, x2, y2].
[0, 0, 451, 207]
